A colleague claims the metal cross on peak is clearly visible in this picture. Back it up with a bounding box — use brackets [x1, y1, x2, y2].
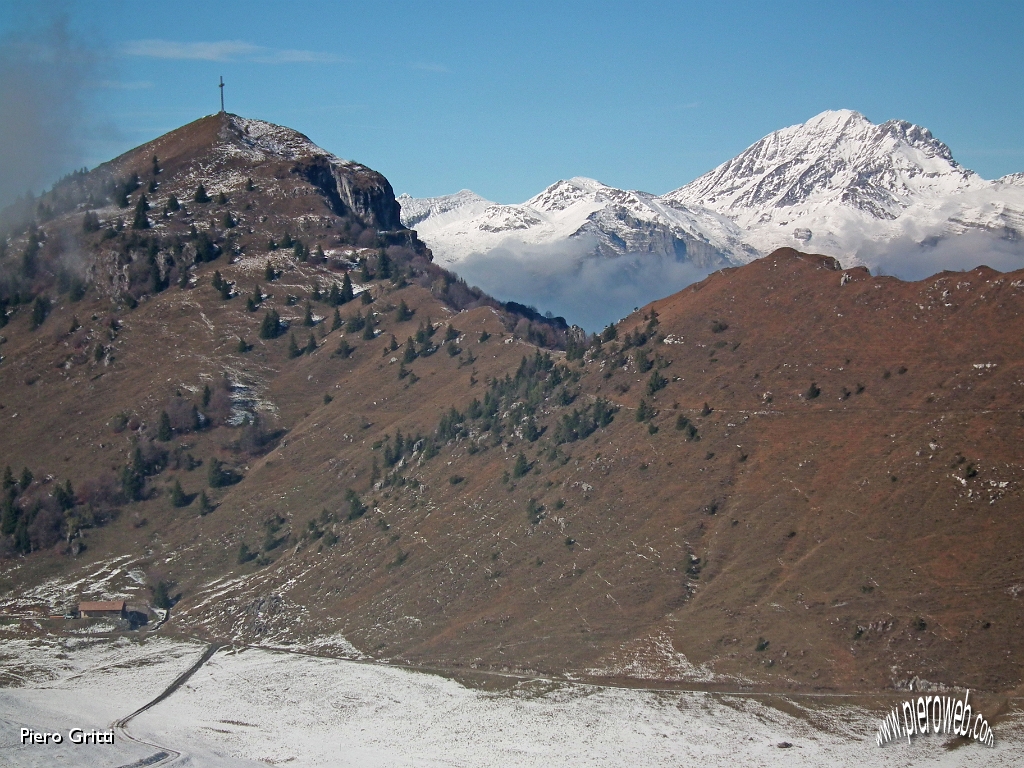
[219, 76, 225, 113]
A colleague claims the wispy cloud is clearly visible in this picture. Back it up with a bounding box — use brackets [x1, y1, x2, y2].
[123, 39, 343, 64]
[411, 61, 450, 73]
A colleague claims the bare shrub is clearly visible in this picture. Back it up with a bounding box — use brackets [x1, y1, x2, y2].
[78, 472, 124, 508]
[28, 500, 64, 550]
[166, 397, 200, 432]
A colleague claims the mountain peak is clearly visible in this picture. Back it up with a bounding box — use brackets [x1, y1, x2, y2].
[665, 109, 984, 242]
[95, 113, 376, 196]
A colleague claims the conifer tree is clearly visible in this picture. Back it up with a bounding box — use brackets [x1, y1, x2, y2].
[151, 155, 161, 175]
[152, 581, 171, 609]
[331, 308, 342, 331]
[208, 458, 225, 488]
[340, 273, 354, 303]
[170, 479, 187, 507]
[265, 261, 277, 281]
[288, 333, 301, 358]
[166, 194, 180, 212]
[361, 314, 375, 340]
[512, 452, 530, 478]
[302, 303, 314, 326]
[403, 337, 417, 364]
[246, 286, 260, 312]
[21, 231, 39, 279]
[121, 464, 143, 501]
[395, 300, 413, 322]
[55, 479, 75, 510]
[0, 497, 17, 536]
[202, 384, 212, 408]
[2, 466, 15, 493]
[157, 411, 173, 441]
[259, 309, 281, 339]
[216, 191, 228, 205]
[19, 467, 33, 490]
[198, 490, 213, 515]
[29, 296, 48, 329]
[14, 518, 30, 554]
[245, 177, 255, 191]
[193, 183, 210, 203]
[377, 249, 392, 279]
[305, 334, 317, 355]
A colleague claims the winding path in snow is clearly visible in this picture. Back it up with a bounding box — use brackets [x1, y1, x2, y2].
[111, 642, 221, 767]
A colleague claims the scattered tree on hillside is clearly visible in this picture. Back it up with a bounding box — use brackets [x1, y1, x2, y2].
[170, 479, 187, 507]
[157, 411, 173, 442]
[132, 194, 150, 230]
[340, 273, 354, 303]
[259, 309, 282, 339]
[25, 295, 51, 330]
[361, 313, 375, 340]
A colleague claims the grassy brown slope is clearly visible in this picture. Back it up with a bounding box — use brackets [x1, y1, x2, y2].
[2, 120, 1023, 695]
[82, 249, 1020, 695]
[212, 247, 1021, 693]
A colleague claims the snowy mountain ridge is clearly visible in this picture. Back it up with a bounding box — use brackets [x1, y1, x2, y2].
[400, 176, 755, 269]
[402, 110, 1024, 270]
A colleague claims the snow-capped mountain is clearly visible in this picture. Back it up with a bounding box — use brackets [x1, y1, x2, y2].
[402, 110, 1024, 271]
[398, 177, 758, 269]
[666, 109, 1024, 258]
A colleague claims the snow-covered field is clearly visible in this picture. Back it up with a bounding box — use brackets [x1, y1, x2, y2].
[1, 636, 1021, 767]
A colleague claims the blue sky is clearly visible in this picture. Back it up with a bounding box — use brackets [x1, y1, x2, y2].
[2, 1, 1023, 206]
